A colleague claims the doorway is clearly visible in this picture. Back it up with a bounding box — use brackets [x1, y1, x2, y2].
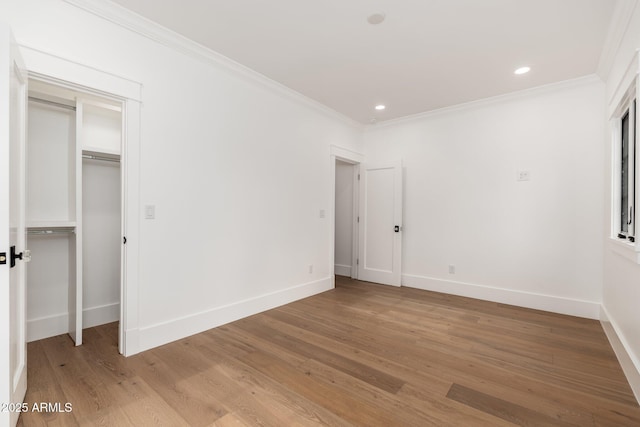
[330, 146, 364, 284]
[25, 79, 124, 350]
[330, 147, 404, 287]
[334, 160, 359, 279]
[2, 34, 142, 425]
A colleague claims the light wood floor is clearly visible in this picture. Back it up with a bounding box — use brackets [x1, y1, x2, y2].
[18, 276, 640, 426]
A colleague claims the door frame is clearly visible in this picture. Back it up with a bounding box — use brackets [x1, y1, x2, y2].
[330, 145, 364, 285]
[21, 45, 142, 356]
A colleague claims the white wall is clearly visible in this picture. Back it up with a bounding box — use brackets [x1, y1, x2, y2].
[364, 78, 606, 318]
[1, 0, 362, 352]
[25, 101, 74, 341]
[26, 102, 74, 223]
[601, 0, 640, 400]
[82, 158, 120, 328]
[334, 160, 354, 276]
[82, 101, 122, 329]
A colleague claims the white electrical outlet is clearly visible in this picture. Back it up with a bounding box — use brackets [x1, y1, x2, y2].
[448, 265, 456, 274]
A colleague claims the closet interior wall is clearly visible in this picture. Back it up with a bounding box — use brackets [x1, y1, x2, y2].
[26, 81, 122, 344]
[25, 98, 76, 342]
[82, 104, 121, 330]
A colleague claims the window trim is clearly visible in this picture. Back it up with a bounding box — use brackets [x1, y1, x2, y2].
[609, 59, 640, 264]
[617, 97, 635, 241]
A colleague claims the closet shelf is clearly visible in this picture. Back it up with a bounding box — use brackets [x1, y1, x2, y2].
[82, 146, 120, 156]
[27, 228, 75, 235]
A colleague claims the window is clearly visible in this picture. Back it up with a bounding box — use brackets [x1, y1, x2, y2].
[617, 98, 636, 242]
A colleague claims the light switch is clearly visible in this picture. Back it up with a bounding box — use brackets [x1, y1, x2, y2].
[145, 205, 155, 219]
[517, 170, 531, 181]
[319, 209, 326, 218]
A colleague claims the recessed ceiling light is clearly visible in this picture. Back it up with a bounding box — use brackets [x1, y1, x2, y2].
[375, 104, 386, 111]
[367, 13, 386, 25]
[514, 66, 531, 75]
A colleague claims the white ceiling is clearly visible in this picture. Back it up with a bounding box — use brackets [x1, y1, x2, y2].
[110, 0, 616, 124]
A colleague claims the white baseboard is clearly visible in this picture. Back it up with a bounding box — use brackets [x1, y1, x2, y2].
[27, 302, 120, 342]
[402, 274, 600, 319]
[136, 276, 334, 354]
[83, 302, 119, 328]
[334, 264, 352, 277]
[27, 312, 69, 342]
[600, 306, 640, 404]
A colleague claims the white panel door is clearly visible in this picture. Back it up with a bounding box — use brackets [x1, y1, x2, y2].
[0, 24, 28, 427]
[358, 161, 402, 286]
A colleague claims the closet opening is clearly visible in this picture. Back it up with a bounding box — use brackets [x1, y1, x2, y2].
[25, 79, 124, 352]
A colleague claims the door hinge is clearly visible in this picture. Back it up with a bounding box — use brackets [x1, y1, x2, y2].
[357, 173, 360, 180]
[357, 216, 360, 223]
[356, 258, 359, 265]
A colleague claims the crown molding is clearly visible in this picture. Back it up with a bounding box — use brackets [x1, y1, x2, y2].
[62, 0, 363, 130]
[365, 74, 603, 131]
[607, 50, 639, 118]
[597, 0, 638, 81]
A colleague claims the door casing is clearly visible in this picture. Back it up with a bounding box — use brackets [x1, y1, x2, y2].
[18, 44, 142, 357]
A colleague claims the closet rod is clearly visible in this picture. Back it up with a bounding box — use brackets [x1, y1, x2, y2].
[82, 154, 120, 163]
[28, 96, 76, 111]
[27, 229, 75, 235]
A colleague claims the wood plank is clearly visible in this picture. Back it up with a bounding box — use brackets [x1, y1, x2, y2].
[190, 332, 360, 426]
[127, 349, 228, 426]
[446, 383, 580, 427]
[253, 311, 453, 397]
[239, 350, 402, 426]
[300, 358, 514, 427]
[233, 316, 406, 394]
[84, 377, 189, 426]
[211, 413, 251, 427]
[18, 340, 79, 426]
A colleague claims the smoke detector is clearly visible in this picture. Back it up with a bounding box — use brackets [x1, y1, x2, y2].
[367, 13, 386, 25]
